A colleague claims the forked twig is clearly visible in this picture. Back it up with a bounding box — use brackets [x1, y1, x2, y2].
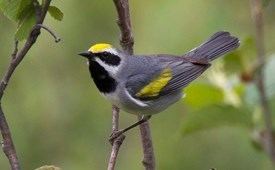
[0, 0, 59, 169]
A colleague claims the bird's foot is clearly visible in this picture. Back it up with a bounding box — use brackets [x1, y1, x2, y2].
[109, 130, 125, 144]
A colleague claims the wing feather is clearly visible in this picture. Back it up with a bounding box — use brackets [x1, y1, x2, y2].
[126, 59, 209, 100]
[124, 32, 239, 100]
[159, 60, 210, 96]
[135, 68, 172, 98]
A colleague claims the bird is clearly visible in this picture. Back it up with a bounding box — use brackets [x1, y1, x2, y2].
[79, 31, 240, 138]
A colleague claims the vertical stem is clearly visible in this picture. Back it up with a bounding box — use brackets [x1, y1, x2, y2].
[250, 0, 275, 163]
[113, 0, 134, 55]
[0, 105, 20, 170]
[0, 1, 53, 169]
[110, 0, 155, 169]
[112, 106, 120, 132]
[108, 106, 125, 170]
[138, 115, 155, 170]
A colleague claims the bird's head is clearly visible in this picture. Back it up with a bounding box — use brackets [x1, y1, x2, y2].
[79, 43, 122, 64]
[79, 43, 123, 74]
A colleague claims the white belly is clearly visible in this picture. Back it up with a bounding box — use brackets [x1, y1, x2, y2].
[102, 92, 123, 108]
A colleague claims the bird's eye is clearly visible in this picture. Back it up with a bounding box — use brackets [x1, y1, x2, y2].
[102, 52, 109, 56]
[97, 52, 121, 66]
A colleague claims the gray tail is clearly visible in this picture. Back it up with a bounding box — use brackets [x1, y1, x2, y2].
[184, 31, 240, 62]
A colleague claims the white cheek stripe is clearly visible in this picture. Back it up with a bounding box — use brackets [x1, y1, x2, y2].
[105, 48, 119, 55]
[125, 90, 148, 107]
[94, 58, 119, 74]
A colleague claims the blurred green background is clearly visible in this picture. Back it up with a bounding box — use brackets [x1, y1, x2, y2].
[1, 0, 275, 169]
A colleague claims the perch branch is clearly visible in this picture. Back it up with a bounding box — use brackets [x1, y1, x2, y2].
[108, 106, 125, 170]
[0, 0, 56, 169]
[109, 0, 155, 170]
[250, 0, 275, 163]
[138, 115, 155, 169]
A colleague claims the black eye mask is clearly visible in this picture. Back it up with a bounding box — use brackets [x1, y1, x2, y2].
[96, 52, 121, 66]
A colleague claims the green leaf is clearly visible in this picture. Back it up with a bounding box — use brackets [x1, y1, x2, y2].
[48, 6, 63, 21]
[17, 0, 35, 20]
[0, 0, 36, 40]
[184, 82, 224, 109]
[15, 9, 36, 40]
[0, 0, 33, 21]
[0, 0, 20, 20]
[182, 105, 252, 136]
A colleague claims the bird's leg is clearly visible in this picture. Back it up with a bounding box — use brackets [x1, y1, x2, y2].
[109, 115, 151, 143]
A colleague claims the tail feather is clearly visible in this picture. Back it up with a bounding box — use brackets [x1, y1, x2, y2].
[184, 31, 240, 62]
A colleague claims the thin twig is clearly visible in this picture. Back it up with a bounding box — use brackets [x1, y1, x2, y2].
[138, 115, 155, 170]
[108, 106, 125, 170]
[113, 0, 134, 55]
[36, 24, 61, 42]
[112, 106, 120, 132]
[110, 0, 155, 170]
[11, 40, 19, 60]
[250, 0, 275, 163]
[107, 0, 134, 169]
[0, 105, 20, 170]
[0, 0, 53, 169]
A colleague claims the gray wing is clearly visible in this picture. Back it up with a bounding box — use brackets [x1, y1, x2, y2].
[125, 55, 210, 100]
[124, 55, 166, 98]
[124, 31, 239, 100]
[159, 58, 210, 96]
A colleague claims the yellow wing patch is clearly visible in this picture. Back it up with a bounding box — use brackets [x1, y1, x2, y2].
[88, 43, 112, 53]
[136, 68, 172, 98]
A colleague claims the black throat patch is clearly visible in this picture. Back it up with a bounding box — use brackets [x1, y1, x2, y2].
[88, 60, 117, 93]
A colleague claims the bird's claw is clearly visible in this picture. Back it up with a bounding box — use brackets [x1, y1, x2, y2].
[109, 130, 124, 144]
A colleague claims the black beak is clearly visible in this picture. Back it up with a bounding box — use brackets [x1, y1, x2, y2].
[78, 51, 91, 58]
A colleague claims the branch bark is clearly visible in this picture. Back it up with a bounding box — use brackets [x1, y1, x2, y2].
[113, 0, 134, 55]
[0, 0, 56, 169]
[108, 106, 125, 170]
[109, 0, 155, 169]
[250, 0, 275, 164]
[138, 115, 155, 170]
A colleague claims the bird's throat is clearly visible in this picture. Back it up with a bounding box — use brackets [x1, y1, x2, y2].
[88, 61, 117, 93]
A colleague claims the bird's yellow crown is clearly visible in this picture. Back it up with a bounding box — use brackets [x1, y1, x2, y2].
[88, 43, 112, 53]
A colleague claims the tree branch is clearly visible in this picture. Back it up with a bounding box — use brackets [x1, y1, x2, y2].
[138, 115, 155, 170]
[108, 106, 125, 170]
[0, 0, 56, 169]
[113, 0, 134, 55]
[11, 40, 19, 60]
[110, 0, 155, 169]
[250, 0, 275, 163]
